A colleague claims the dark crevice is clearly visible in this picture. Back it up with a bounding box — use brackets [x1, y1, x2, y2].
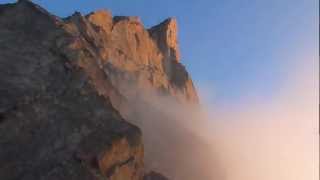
[0, 105, 17, 124]
[105, 156, 134, 178]
[135, 33, 140, 47]
[0, 113, 5, 124]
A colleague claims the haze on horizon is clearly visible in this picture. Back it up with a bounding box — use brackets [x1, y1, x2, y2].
[0, 0, 317, 180]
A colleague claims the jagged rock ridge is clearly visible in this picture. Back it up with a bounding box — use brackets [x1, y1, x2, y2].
[0, 0, 198, 180]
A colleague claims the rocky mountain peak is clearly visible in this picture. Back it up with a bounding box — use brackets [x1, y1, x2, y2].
[0, 1, 199, 180]
[86, 10, 113, 33]
[149, 17, 180, 62]
[113, 16, 142, 25]
[13, 0, 59, 21]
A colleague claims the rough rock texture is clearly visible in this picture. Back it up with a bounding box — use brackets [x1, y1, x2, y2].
[83, 8, 198, 105]
[0, 0, 199, 180]
[0, 1, 146, 180]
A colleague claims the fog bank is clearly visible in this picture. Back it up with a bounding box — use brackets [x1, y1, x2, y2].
[124, 55, 318, 180]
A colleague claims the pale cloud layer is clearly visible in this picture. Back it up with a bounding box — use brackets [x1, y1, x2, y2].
[125, 52, 318, 180]
[199, 53, 319, 180]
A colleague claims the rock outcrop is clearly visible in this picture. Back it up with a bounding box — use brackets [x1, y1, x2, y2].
[0, 0, 199, 180]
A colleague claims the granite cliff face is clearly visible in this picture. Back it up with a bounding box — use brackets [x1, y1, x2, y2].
[0, 0, 198, 180]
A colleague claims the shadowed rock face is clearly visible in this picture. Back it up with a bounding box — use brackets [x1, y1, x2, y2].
[0, 0, 200, 180]
[0, 1, 144, 180]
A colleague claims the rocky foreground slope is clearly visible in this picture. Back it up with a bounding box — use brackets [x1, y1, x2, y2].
[0, 0, 199, 180]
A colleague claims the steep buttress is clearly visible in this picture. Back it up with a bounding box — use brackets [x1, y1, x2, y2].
[0, 0, 200, 180]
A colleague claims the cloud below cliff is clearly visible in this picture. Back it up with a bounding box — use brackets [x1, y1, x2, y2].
[127, 52, 318, 180]
[115, 45, 318, 180]
[196, 53, 318, 180]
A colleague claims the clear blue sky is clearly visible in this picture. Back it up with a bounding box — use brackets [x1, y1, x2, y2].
[1, 0, 318, 105]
